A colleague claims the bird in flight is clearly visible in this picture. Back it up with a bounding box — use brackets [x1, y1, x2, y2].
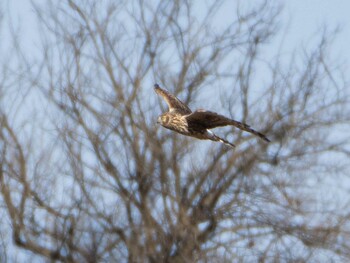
[154, 84, 270, 148]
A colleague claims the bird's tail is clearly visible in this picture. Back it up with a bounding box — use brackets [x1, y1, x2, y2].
[211, 134, 236, 148]
[230, 120, 270, 142]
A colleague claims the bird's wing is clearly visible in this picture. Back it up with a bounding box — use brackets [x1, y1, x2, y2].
[154, 84, 192, 115]
[186, 110, 232, 129]
[186, 110, 270, 142]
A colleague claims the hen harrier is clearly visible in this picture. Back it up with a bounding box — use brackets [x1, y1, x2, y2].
[154, 84, 270, 148]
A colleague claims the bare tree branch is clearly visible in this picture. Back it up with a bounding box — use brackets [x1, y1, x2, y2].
[0, 1, 349, 262]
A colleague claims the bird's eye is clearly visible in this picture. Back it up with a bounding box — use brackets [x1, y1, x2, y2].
[161, 116, 168, 123]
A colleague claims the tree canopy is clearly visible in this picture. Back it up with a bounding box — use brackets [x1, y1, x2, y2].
[0, 1, 350, 262]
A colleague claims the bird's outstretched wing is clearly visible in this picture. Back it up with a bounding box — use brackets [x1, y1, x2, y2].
[154, 84, 192, 115]
[186, 110, 270, 142]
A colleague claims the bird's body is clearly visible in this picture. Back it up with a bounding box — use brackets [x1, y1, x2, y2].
[154, 84, 270, 148]
[158, 112, 210, 139]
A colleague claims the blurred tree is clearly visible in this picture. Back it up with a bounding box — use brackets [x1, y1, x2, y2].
[1, 0, 350, 262]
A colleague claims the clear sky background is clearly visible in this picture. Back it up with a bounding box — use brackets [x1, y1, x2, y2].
[284, 1, 350, 62]
[4, 1, 350, 64]
[1, 0, 350, 261]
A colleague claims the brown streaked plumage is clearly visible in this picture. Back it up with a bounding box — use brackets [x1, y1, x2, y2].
[154, 83, 270, 148]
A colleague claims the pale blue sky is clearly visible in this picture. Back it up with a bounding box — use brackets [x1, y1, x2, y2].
[4, 1, 350, 63]
[285, 1, 350, 59]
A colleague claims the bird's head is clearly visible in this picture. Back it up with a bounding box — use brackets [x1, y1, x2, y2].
[157, 114, 171, 127]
